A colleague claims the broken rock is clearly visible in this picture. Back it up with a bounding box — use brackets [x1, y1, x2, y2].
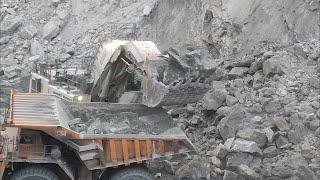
[223, 170, 238, 180]
[30, 40, 44, 57]
[213, 143, 229, 159]
[42, 17, 64, 40]
[218, 107, 246, 141]
[175, 160, 210, 180]
[236, 128, 268, 147]
[228, 67, 249, 79]
[0, 15, 22, 38]
[20, 25, 38, 39]
[202, 89, 227, 111]
[231, 138, 263, 155]
[238, 164, 260, 180]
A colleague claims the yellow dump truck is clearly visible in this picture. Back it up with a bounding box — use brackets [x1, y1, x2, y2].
[0, 91, 195, 180]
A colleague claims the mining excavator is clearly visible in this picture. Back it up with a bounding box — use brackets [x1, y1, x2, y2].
[0, 39, 214, 179]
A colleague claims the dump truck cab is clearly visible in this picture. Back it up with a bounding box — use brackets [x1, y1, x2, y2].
[0, 91, 195, 180]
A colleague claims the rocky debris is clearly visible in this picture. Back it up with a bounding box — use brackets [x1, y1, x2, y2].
[0, 36, 11, 45]
[230, 138, 263, 155]
[0, 15, 22, 38]
[228, 67, 249, 79]
[30, 40, 44, 57]
[175, 160, 210, 180]
[212, 143, 228, 159]
[0, 0, 319, 179]
[42, 17, 64, 40]
[226, 95, 238, 106]
[19, 25, 38, 39]
[236, 128, 267, 147]
[202, 89, 227, 111]
[223, 170, 238, 180]
[237, 164, 260, 180]
[271, 166, 293, 178]
[217, 107, 246, 141]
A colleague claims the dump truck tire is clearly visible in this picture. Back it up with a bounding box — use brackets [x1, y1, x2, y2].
[10, 166, 59, 180]
[109, 166, 153, 180]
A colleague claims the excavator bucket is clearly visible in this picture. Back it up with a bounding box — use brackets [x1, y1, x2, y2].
[91, 38, 214, 107]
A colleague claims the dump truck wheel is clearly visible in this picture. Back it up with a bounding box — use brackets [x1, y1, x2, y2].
[109, 166, 153, 180]
[10, 166, 59, 180]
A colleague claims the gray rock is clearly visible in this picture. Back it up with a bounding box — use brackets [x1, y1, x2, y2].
[30, 40, 44, 57]
[28, 55, 41, 63]
[273, 117, 290, 131]
[20, 25, 38, 39]
[211, 80, 225, 90]
[175, 160, 210, 180]
[0, 36, 11, 45]
[263, 56, 287, 77]
[202, 89, 227, 111]
[163, 160, 175, 174]
[56, 9, 70, 22]
[237, 164, 260, 180]
[0, 15, 22, 38]
[231, 138, 262, 155]
[264, 99, 282, 113]
[42, 17, 64, 40]
[272, 166, 293, 178]
[310, 120, 320, 131]
[262, 127, 274, 143]
[143, 5, 152, 16]
[68, 118, 81, 126]
[216, 106, 231, 117]
[228, 67, 249, 79]
[263, 146, 278, 158]
[210, 156, 221, 167]
[288, 122, 308, 144]
[51, 0, 63, 7]
[213, 144, 229, 159]
[223, 170, 238, 180]
[218, 107, 246, 141]
[226, 152, 261, 170]
[226, 95, 238, 106]
[295, 166, 318, 180]
[236, 128, 268, 147]
[275, 135, 290, 148]
[309, 76, 320, 89]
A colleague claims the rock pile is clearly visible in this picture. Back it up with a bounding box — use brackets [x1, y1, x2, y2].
[169, 40, 320, 180]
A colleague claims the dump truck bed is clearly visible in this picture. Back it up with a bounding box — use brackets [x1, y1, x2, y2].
[5, 92, 195, 171]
